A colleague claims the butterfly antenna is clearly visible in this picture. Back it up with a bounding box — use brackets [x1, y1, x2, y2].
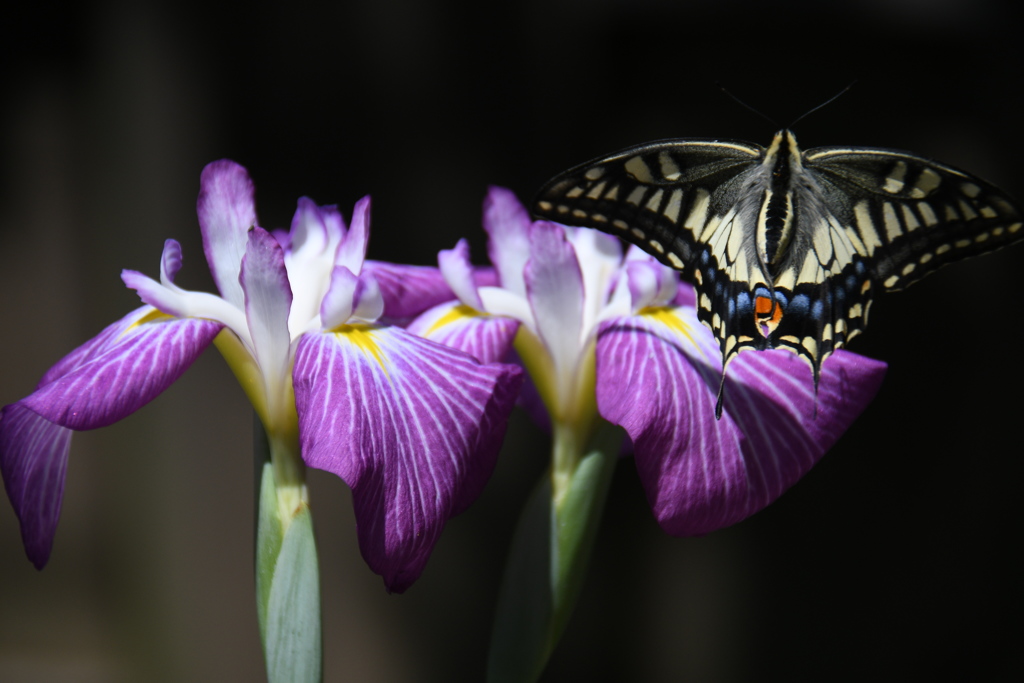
[716, 82, 778, 129]
[789, 81, 857, 129]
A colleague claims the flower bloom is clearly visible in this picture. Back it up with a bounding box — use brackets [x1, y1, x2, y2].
[410, 187, 887, 533]
[0, 161, 522, 592]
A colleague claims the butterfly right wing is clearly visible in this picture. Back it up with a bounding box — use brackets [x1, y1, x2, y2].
[533, 140, 775, 378]
[803, 146, 1023, 291]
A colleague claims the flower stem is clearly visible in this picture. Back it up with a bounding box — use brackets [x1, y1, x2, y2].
[254, 416, 322, 683]
[487, 420, 622, 683]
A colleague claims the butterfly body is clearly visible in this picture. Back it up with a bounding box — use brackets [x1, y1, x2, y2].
[534, 130, 1022, 415]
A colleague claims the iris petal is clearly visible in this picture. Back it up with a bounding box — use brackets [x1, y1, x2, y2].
[483, 186, 532, 297]
[21, 307, 222, 429]
[0, 404, 72, 569]
[240, 228, 294, 395]
[364, 261, 455, 323]
[335, 196, 370, 275]
[524, 222, 584, 393]
[408, 301, 520, 364]
[197, 160, 257, 308]
[438, 239, 484, 310]
[596, 308, 886, 536]
[293, 326, 523, 592]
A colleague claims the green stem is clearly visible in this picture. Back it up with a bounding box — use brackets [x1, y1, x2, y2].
[487, 420, 622, 683]
[254, 416, 322, 683]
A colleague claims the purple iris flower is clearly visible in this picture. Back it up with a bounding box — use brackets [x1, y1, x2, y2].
[0, 161, 522, 592]
[410, 187, 887, 535]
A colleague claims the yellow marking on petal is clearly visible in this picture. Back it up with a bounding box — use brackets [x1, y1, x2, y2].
[424, 303, 480, 336]
[640, 307, 701, 352]
[333, 324, 389, 377]
[124, 308, 175, 334]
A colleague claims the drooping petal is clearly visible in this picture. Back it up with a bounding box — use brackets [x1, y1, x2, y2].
[438, 239, 484, 310]
[595, 307, 886, 536]
[483, 187, 532, 297]
[293, 326, 523, 592]
[20, 307, 223, 430]
[197, 160, 257, 308]
[407, 301, 520, 364]
[363, 260, 455, 323]
[0, 403, 73, 569]
[334, 195, 370, 275]
[524, 222, 584, 398]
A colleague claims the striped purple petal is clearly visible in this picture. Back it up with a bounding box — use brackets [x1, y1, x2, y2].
[363, 260, 455, 324]
[596, 308, 886, 536]
[293, 326, 523, 592]
[0, 404, 73, 569]
[407, 301, 520, 364]
[197, 160, 257, 308]
[20, 307, 223, 430]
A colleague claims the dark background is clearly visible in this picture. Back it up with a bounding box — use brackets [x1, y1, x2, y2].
[1, 1, 1021, 681]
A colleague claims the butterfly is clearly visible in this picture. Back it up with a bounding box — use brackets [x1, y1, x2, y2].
[533, 130, 1023, 417]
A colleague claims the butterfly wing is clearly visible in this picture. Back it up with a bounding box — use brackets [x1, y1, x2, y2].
[802, 147, 1023, 290]
[533, 140, 778, 386]
[534, 136, 1024, 418]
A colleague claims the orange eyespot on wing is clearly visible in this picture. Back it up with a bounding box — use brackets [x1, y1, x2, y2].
[755, 295, 784, 337]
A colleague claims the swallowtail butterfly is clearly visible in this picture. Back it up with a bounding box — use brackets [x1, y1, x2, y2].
[534, 130, 1023, 416]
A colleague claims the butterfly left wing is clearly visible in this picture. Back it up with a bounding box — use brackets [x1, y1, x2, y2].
[533, 140, 777, 400]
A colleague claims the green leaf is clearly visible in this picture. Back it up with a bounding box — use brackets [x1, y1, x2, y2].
[264, 504, 322, 683]
[487, 423, 621, 683]
[256, 461, 284, 641]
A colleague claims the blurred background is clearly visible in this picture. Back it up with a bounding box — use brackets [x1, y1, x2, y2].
[2, 0, 1021, 680]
